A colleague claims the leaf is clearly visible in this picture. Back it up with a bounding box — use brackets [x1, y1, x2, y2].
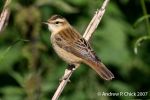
[0, 46, 11, 63]
[52, 0, 78, 13]
[0, 86, 23, 94]
[66, 0, 87, 6]
[110, 81, 134, 99]
[0, 86, 24, 100]
[93, 17, 131, 66]
[36, 0, 78, 13]
[133, 15, 150, 28]
[9, 71, 24, 87]
[134, 36, 150, 54]
[0, 39, 29, 72]
[111, 81, 134, 92]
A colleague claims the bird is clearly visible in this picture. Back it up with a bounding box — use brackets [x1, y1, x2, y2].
[44, 15, 114, 80]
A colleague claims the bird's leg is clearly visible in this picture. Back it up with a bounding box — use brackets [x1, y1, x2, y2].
[67, 64, 76, 70]
[59, 64, 76, 83]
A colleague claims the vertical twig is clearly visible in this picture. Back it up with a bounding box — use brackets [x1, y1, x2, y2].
[51, 0, 110, 100]
[0, 0, 11, 33]
[140, 0, 150, 35]
[52, 69, 74, 100]
[83, 0, 109, 41]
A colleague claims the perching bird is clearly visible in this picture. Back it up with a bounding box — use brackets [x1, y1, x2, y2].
[44, 15, 114, 80]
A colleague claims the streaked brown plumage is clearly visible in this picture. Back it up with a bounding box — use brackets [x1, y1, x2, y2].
[45, 15, 114, 80]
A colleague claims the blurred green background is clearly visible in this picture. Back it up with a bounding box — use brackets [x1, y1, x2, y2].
[0, 0, 150, 100]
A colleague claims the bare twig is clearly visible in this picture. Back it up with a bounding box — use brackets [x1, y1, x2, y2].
[0, 0, 11, 33]
[52, 0, 110, 100]
[83, 0, 109, 41]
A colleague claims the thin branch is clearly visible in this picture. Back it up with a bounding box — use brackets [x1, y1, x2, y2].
[140, 0, 150, 35]
[83, 0, 109, 41]
[52, 0, 110, 100]
[0, 0, 11, 33]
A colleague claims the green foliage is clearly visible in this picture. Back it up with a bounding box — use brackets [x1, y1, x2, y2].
[0, 0, 150, 100]
[133, 15, 150, 28]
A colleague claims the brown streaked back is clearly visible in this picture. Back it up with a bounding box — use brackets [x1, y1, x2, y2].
[57, 26, 81, 42]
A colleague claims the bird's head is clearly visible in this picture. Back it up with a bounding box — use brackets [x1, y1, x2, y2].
[44, 15, 69, 32]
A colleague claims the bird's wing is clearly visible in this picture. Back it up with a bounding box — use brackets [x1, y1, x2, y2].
[55, 27, 114, 80]
[54, 27, 95, 60]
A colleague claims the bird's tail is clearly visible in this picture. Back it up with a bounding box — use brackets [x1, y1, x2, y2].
[84, 59, 114, 80]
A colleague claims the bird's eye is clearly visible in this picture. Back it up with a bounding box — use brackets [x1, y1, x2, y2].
[55, 21, 59, 24]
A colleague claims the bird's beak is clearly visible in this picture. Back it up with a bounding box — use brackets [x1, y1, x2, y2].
[42, 22, 49, 25]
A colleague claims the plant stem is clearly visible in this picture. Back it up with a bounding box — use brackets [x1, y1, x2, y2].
[140, 0, 150, 35]
[51, 0, 110, 100]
